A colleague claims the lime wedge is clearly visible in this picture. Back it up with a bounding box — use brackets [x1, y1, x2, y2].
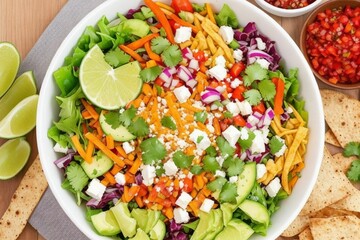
[0, 138, 31, 180]
[0, 42, 21, 98]
[79, 45, 143, 110]
[0, 95, 38, 139]
[0, 71, 37, 121]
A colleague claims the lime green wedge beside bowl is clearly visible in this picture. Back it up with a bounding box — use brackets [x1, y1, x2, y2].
[79, 44, 143, 110]
[0, 138, 31, 180]
[0, 71, 37, 121]
[0, 42, 21, 98]
[0, 94, 39, 139]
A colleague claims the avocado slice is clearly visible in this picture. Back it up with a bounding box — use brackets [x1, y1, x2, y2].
[215, 219, 254, 240]
[110, 202, 137, 238]
[191, 210, 215, 240]
[238, 199, 270, 227]
[90, 210, 120, 236]
[99, 112, 135, 142]
[204, 209, 224, 240]
[129, 228, 150, 240]
[131, 208, 148, 233]
[118, 19, 150, 37]
[144, 210, 161, 233]
[81, 151, 114, 179]
[149, 220, 166, 240]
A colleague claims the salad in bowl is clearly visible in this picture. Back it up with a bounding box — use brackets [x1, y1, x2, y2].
[37, 0, 324, 239]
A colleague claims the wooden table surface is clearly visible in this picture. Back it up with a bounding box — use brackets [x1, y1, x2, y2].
[0, 0, 358, 240]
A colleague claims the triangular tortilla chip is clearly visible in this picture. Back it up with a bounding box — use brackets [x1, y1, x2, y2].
[309, 216, 360, 240]
[309, 206, 356, 218]
[332, 152, 356, 173]
[300, 147, 353, 215]
[325, 129, 341, 147]
[281, 215, 310, 237]
[320, 89, 360, 148]
[331, 189, 360, 213]
[298, 227, 313, 240]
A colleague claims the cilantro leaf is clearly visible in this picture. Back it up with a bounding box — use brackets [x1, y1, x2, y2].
[216, 136, 235, 157]
[140, 66, 162, 83]
[343, 142, 360, 157]
[161, 45, 183, 67]
[128, 117, 149, 137]
[223, 157, 245, 177]
[156, 163, 165, 177]
[66, 162, 89, 192]
[347, 159, 360, 182]
[173, 151, 194, 169]
[258, 79, 276, 101]
[194, 111, 208, 123]
[205, 146, 217, 157]
[238, 130, 255, 151]
[151, 37, 171, 54]
[244, 63, 268, 86]
[269, 136, 284, 155]
[266, 189, 288, 216]
[244, 89, 262, 106]
[140, 137, 167, 165]
[104, 111, 121, 129]
[203, 155, 220, 173]
[104, 48, 130, 68]
[214, 4, 239, 28]
[207, 177, 227, 191]
[161, 116, 177, 130]
[119, 106, 137, 127]
[219, 182, 238, 203]
[190, 165, 203, 175]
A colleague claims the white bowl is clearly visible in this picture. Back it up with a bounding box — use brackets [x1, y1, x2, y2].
[37, 0, 324, 239]
[255, 0, 324, 17]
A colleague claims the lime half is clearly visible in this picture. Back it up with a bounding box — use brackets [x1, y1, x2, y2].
[79, 45, 143, 110]
[0, 95, 38, 139]
[0, 42, 21, 98]
[0, 138, 31, 180]
[0, 71, 37, 121]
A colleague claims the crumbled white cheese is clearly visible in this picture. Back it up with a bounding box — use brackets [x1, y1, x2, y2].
[219, 26, 234, 44]
[255, 37, 266, 50]
[230, 78, 242, 89]
[208, 65, 227, 81]
[189, 129, 211, 151]
[256, 58, 270, 69]
[164, 160, 178, 176]
[114, 172, 126, 185]
[141, 165, 157, 186]
[215, 170, 226, 178]
[226, 102, 240, 116]
[122, 142, 134, 154]
[53, 143, 68, 154]
[174, 26, 192, 43]
[265, 177, 282, 197]
[85, 179, 106, 201]
[174, 86, 191, 103]
[250, 130, 266, 154]
[236, 100, 253, 116]
[175, 192, 193, 209]
[274, 136, 287, 157]
[229, 176, 238, 183]
[174, 208, 190, 223]
[256, 164, 267, 180]
[233, 49, 243, 62]
[222, 125, 241, 147]
[200, 198, 215, 213]
[215, 55, 226, 67]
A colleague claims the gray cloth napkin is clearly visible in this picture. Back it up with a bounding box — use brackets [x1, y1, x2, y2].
[22, 0, 104, 239]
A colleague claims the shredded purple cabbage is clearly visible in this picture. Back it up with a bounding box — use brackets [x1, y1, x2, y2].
[86, 184, 124, 209]
[135, 172, 143, 185]
[165, 220, 189, 240]
[54, 152, 75, 169]
[234, 22, 281, 70]
[125, 6, 143, 19]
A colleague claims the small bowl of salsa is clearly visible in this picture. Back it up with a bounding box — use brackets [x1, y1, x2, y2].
[300, 0, 360, 89]
[255, 0, 323, 17]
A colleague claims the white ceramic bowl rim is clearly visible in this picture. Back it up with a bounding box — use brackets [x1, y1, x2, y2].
[37, 1, 325, 240]
[257, 0, 323, 13]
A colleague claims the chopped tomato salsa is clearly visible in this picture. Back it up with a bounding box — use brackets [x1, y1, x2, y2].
[265, 0, 316, 9]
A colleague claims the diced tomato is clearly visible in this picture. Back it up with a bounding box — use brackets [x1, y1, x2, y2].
[182, 177, 193, 193]
[169, 19, 181, 32]
[252, 101, 266, 114]
[171, 0, 193, 13]
[231, 85, 246, 101]
[193, 50, 207, 62]
[233, 115, 246, 127]
[229, 62, 246, 78]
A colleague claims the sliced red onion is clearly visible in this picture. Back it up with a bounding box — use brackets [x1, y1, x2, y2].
[247, 49, 274, 65]
[240, 151, 247, 161]
[181, 47, 193, 60]
[159, 68, 173, 84]
[171, 79, 179, 88]
[163, 78, 172, 88]
[280, 112, 290, 123]
[215, 86, 226, 93]
[252, 111, 263, 119]
[169, 67, 177, 74]
[246, 122, 253, 129]
[201, 90, 221, 104]
[54, 152, 75, 169]
[188, 59, 199, 70]
[186, 79, 197, 88]
[177, 65, 193, 82]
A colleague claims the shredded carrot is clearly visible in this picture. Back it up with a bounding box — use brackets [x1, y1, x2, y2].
[142, 83, 154, 96]
[81, 123, 88, 134]
[104, 172, 116, 185]
[106, 135, 114, 149]
[125, 172, 135, 184]
[110, 164, 122, 175]
[81, 99, 99, 120]
[163, 207, 174, 219]
[128, 153, 135, 161]
[135, 196, 144, 208]
[100, 178, 109, 186]
[81, 110, 92, 120]
[129, 157, 142, 175]
[206, 3, 216, 24]
[71, 135, 91, 163]
[92, 121, 104, 137]
[166, 12, 199, 33]
[126, 33, 159, 50]
[115, 146, 127, 158]
[272, 77, 285, 115]
[155, 1, 175, 13]
[123, 185, 141, 202]
[119, 45, 146, 63]
[85, 132, 125, 167]
[213, 118, 221, 136]
[144, 0, 175, 43]
[144, 41, 162, 62]
[85, 141, 94, 162]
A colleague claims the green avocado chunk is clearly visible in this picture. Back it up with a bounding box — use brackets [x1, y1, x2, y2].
[118, 19, 150, 37]
[131, 208, 148, 233]
[81, 151, 113, 179]
[90, 210, 120, 236]
[110, 202, 137, 238]
[238, 199, 270, 227]
[191, 209, 223, 240]
[149, 220, 166, 240]
[215, 219, 254, 240]
[129, 228, 150, 240]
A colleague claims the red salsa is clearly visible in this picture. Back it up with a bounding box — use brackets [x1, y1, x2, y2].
[265, 0, 316, 9]
[305, 5, 360, 84]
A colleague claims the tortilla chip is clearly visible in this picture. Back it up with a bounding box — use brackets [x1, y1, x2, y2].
[331, 189, 360, 213]
[332, 152, 356, 173]
[325, 129, 341, 147]
[320, 89, 360, 148]
[0, 156, 48, 240]
[298, 227, 313, 240]
[300, 147, 353, 215]
[309, 216, 360, 240]
[309, 206, 356, 218]
[281, 215, 310, 237]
